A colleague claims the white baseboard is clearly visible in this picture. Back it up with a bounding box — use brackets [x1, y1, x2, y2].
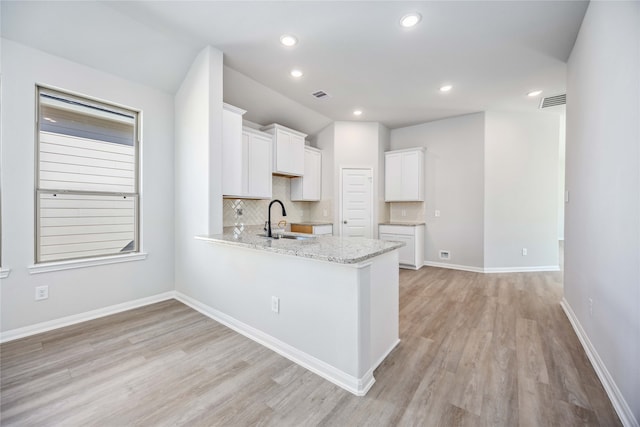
[423, 261, 560, 274]
[483, 265, 560, 273]
[423, 261, 485, 273]
[0, 291, 176, 344]
[174, 291, 378, 396]
[560, 298, 639, 427]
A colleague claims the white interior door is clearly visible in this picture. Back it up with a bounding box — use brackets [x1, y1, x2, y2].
[341, 168, 373, 238]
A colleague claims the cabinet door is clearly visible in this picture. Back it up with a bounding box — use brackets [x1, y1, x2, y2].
[401, 151, 422, 201]
[222, 108, 244, 196]
[379, 233, 415, 266]
[385, 153, 403, 201]
[274, 129, 291, 173]
[247, 134, 272, 198]
[241, 132, 250, 195]
[289, 134, 305, 176]
[396, 234, 415, 265]
[303, 149, 321, 200]
[274, 129, 305, 176]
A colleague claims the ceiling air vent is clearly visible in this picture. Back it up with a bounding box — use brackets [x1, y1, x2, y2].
[539, 94, 566, 109]
[311, 90, 330, 99]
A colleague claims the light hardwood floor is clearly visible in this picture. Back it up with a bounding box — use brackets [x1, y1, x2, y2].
[1, 267, 621, 426]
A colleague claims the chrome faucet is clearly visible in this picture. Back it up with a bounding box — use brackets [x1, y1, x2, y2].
[267, 199, 287, 238]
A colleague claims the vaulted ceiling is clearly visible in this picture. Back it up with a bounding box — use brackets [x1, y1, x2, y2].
[1, 1, 585, 132]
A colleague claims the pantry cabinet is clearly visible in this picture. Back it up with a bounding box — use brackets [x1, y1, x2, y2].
[261, 123, 306, 176]
[384, 148, 425, 202]
[291, 146, 321, 201]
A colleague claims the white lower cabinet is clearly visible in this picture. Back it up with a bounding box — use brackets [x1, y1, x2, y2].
[291, 223, 333, 235]
[378, 224, 425, 269]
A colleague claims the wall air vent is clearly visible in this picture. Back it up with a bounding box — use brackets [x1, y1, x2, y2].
[539, 94, 566, 108]
[311, 90, 330, 99]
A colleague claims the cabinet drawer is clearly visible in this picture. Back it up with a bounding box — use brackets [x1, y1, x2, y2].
[379, 225, 415, 236]
[313, 224, 333, 235]
[291, 224, 333, 235]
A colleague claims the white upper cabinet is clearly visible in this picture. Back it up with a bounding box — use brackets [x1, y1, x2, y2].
[291, 146, 321, 201]
[243, 128, 273, 199]
[222, 103, 272, 199]
[260, 124, 306, 176]
[384, 148, 425, 202]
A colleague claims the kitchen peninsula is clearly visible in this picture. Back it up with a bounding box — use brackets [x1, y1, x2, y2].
[192, 227, 403, 396]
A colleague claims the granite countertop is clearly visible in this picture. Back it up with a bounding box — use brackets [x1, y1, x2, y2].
[196, 226, 403, 264]
[379, 222, 426, 226]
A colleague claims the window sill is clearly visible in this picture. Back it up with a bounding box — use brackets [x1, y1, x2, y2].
[0, 268, 10, 279]
[28, 252, 147, 275]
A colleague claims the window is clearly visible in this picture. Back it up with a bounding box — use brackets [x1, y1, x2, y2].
[36, 87, 139, 263]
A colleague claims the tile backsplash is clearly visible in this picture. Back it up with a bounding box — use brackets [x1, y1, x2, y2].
[389, 202, 425, 222]
[223, 176, 313, 228]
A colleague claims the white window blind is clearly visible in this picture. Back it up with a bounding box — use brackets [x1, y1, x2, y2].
[36, 88, 139, 263]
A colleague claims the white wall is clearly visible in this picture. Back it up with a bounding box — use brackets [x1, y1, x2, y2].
[174, 45, 224, 296]
[333, 122, 387, 238]
[565, 2, 640, 424]
[378, 123, 391, 224]
[311, 123, 336, 223]
[558, 114, 566, 240]
[390, 113, 485, 269]
[484, 111, 560, 270]
[0, 39, 175, 331]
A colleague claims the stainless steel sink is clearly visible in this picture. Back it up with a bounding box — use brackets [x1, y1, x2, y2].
[257, 233, 315, 240]
[280, 234, 314, 240]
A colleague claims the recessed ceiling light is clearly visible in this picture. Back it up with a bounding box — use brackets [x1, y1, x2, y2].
[400, 13, 422, 28]
[280, 34, 298, 47]
[353, 110, 363, 116]
[528, 90, 543, 97]
[290, 69, 303, 78]
[440, 85, 453, 92]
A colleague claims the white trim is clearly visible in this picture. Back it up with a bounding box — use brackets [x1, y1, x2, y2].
[28, 252, 147, 274]
[423, 261, 560, 274]
[0, 268, 10, 279]
[483, 265, 560, 273]
[0, 291, 174, 343]
[400, 264, 422, 271]
[175, 291, 384, 396]
[560, 298, 639, 427]
[423, 261, 485, 273]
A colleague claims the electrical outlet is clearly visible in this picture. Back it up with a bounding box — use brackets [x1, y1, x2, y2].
[589, 298, 593, 316]
[35, 285, 49, 301]
[271, 296, 280, 314]
[522, 248, 528, 256]
[401, 209, 407, 217]
[439, 250, 450, 260]
[565, 190, 570, 203]
[435, 210, 441, 217]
